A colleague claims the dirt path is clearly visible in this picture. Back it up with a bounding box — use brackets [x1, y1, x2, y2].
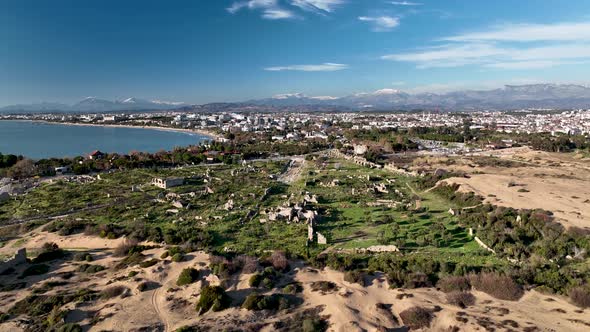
[151, 282, 169, 332]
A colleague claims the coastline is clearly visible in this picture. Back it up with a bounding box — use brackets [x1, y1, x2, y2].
[30, 120, 223, 141]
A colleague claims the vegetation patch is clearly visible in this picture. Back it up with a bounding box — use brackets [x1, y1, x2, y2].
[8, 289, 97, 329]
[447, 291, 476, 308]
[469, 272, 523, 301]
[343, 270, 366, 286]
[20, 264, 50, 278]
[195, 286, 230, 314]
[272, 306, 328, 332]
[249, 266, 282, 289]
[32, 242, 66, 263]
[72, 252, 93, 262]
[77, 264, 106, 274]
[310, 281, 339, 294]
[570, 287, 590, 308]
[437, 276, 471, 293]
[282, 282, 303, 294]
[176, 268, 200, 286]
[114, 252, 147, 270]
[100, 285, 129, 299]
[399, 306, 433, 330]
[139, 258, 159, 268]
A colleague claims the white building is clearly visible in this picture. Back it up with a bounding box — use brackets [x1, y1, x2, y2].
[151, 177, 184, 189]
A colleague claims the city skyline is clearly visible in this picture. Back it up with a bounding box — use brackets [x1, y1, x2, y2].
[1, 0, 590, 106]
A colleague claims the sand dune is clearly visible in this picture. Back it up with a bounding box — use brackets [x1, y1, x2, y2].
[1, 232, 589, 332]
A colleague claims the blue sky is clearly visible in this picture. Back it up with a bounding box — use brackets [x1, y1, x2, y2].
[1, 0, 590, 105]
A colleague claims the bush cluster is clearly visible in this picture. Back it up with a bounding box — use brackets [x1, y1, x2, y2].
[177, 268, 200, 286]
[77, 264, 105, 274]
[469, 272, 523, 301]
[241, 293, 286, 311]
[569, 287, 590, 308]
[446, 291, 476, 308]
[33, 242, 66, 263]
[249, 267, 281, 289]
[343, 270, 366, 286]
[20, 264, 50, 278]
[399, 306, 433, 330]
[437, 276, 471, 293]
[100, 285, 129, 299]
[195, 286, 230, 314]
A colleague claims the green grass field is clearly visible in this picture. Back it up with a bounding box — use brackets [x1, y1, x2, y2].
[0, 156, 503, 267]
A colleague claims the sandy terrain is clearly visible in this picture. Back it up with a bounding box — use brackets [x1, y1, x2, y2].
[295, 267, 588, 332]
[2, 231, 589, 332]
[416, 147, 590, 229]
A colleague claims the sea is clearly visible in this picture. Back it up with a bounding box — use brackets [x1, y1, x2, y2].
[0, 120, 210, 159]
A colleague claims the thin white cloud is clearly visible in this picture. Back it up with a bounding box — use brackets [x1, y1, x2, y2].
[359, 16, 400, 31]
[389, 1, 422, 6]
[483, 61, 576, 70]
[445, 22, 590, 42]
[291, 0, 344, 13]
[227, 0, 295, 20]
[384, 43, 590, 69]
[383, 20, 590, 70]
[264, 63, 349, 72]
[382, 43, 506, 68]
[263, 9, 294, 19]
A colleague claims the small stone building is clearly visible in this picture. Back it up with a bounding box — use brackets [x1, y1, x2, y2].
[152, 177, 184, 189]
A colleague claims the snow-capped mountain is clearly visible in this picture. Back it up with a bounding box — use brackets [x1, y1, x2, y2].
[1, 97, 187, 113]
[3, 84, 590, 113]
[247, 84, 590, 110]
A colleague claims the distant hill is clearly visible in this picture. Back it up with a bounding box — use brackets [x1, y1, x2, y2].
[0, 97, 186, 114]
[246, 84, 590, 110]
[2, 84, 590, 113]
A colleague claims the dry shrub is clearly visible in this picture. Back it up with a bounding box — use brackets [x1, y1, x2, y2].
[270, 250, 289, 272]
[100, 285, 129, 299]
[235, 255, 259, 273]
[310, 281, 339, 293]
[469, 272, 523, 301]
[568, 226, 590, 238]
[447, 292, 476, 308]
[344, 270, 366, 286]
[113, 239, 138, 257]
[209, 255, 237, 277]
[405, 272, 432, 289]
[437, 276, 471, 293]
[569, 287, 590, 308]
[399, 306, 433, 330]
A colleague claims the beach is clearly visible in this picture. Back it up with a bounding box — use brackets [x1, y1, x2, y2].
[34, 120, 223, 141]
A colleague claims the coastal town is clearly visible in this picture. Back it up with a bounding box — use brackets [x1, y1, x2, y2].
[2, 108, 590, 141]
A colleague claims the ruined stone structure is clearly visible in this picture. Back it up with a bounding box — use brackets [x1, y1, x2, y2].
[384, 163, 420, 177]
[151, 177, 184, 189]
[327, 149, 382, 169]
[0, 248, 27, 274]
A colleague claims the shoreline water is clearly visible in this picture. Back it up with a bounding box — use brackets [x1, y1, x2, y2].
[0, 119, 223, 159]
[28, 120, 223, 141]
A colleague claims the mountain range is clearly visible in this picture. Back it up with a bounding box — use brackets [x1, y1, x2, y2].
[0, 97, 186, 113]
[2, 84, 590, 113]
[248, 84, 590, 110]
